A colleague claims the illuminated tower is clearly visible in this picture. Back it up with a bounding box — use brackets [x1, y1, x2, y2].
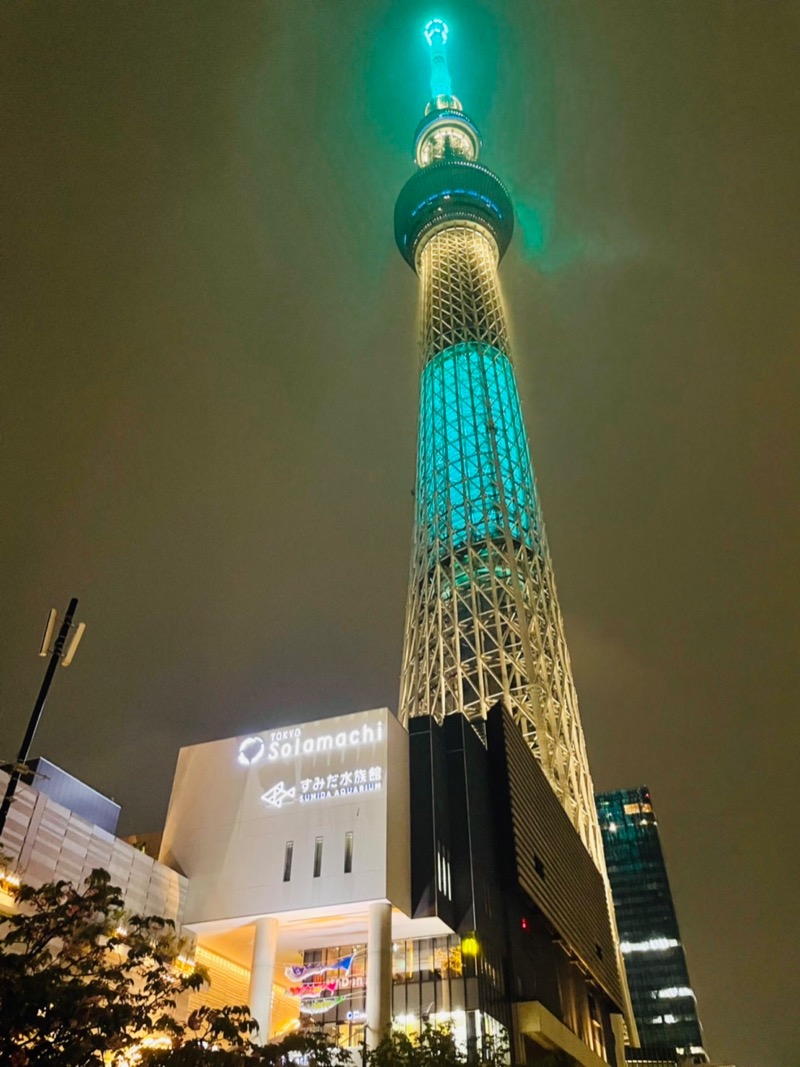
[396, 20, 603, 870]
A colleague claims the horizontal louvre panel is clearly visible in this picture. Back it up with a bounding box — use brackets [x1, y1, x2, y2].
[0, 772, 186, 922]
[495, 708, 624, 1008]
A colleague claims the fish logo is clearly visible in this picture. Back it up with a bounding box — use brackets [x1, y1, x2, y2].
[261, 781, 296, 809]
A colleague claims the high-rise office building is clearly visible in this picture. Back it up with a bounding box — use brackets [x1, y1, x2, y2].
[396, 17, 603, 874]
[596, 787, 707, 1063]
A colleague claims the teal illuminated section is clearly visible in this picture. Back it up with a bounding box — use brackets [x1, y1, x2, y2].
[424, 19, 452, 99]
[418, 343, 535, 553]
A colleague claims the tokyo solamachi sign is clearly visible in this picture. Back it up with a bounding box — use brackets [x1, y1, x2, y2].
[235, 712, 387, 813]
[238, 720, 384, 767]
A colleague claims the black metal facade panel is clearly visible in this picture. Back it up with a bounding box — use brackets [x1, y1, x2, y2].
[486, 706, 625, 1009]
[407, 715, 517, 1036]
[408, 721, 459, 930]
[26, 757, 121, 835]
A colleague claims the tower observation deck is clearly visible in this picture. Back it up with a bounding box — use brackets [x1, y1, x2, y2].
[396, 20, 604, 871]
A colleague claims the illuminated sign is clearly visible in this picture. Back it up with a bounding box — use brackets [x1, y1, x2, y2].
[261, 782, 296, 808]
[268, 722, 383, 762]
[237, 721, 384, 767]
[237, 736, 265, 766]
[237, 713, 388, 814]
[260, 767, 383, 810]
[299, 766, 382, 802]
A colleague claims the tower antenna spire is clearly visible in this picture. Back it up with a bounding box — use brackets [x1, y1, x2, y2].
[424, 19, 452, 100]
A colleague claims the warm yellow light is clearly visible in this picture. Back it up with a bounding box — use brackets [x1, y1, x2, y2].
[0, 869, 21, 897]
[139, 1036, 173, 1050]
[109, 1034, 173, 1066]
[461, 936, 479, 957]
[274, 1018, 300, 1037]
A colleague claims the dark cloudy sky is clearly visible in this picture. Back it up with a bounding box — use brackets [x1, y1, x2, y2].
[2, 2, 797, 1064]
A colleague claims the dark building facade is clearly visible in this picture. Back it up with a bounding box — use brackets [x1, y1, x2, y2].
[596, 788, 706, 1063]
[24, 757, 120, 834]
[408, 705, 629, 1064]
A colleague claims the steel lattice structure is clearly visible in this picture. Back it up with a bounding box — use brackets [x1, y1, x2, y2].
[394, 22, 604, 871]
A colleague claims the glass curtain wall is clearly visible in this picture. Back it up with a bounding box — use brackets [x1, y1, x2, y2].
[288, 937, 507, 1056]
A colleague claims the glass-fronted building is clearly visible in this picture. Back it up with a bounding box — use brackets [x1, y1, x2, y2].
[596, 788, 706, 1063]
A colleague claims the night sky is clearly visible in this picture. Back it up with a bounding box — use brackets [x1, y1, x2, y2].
[2, 3, 797, 1065]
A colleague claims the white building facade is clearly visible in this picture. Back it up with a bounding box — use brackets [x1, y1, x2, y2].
[159, 707, 451, 1048]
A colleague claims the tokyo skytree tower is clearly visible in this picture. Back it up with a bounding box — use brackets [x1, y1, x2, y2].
[395, 20, 603, 870]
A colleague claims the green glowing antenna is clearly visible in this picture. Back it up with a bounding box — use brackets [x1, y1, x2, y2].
[424, 19, 452, 99]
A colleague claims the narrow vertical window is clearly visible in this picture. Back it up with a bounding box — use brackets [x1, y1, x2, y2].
[283, 840, 294, 882]
[344, 831, 354, 874]
[436, 843, 451, 899]
[313, 836, 323, 878]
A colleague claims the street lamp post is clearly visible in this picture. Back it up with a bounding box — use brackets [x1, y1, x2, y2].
[0, 597, 86, 840]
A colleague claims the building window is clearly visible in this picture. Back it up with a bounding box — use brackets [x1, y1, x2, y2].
[533, 854, 545, 879]
[436, 843, 452, 899]
[588, 993, 606, 1059]
[283, 840, 294, 882]
[313, 836, 323, 878]
[344, 831, 354, 874]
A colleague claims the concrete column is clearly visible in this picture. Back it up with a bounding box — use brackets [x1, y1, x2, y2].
[249, 916, 279, 1044]
[366, 901, 392, 1048]
[611, 1013, 628, 1067]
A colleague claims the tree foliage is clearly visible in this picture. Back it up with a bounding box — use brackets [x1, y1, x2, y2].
[368, 1025, 507, 1067]
[144, 1023, 508, 1067]
[140, 1022, 355, 1067]
[0, 868, 206, 1066]
[254, 1026, 355, 1067]
[0, 867, 511, 1067]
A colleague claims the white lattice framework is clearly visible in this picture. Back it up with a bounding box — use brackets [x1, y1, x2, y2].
[399, 222, 604, 870]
